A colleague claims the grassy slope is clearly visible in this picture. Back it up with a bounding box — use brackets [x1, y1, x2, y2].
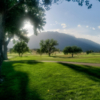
[9, 53, 100, 63]
[1, 60, 100, 100]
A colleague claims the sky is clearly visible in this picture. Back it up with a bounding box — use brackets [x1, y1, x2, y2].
[24, 0, 100, 44]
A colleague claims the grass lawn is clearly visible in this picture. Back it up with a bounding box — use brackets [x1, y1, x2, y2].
[8, 53, 100, 63]
[1, 60, 100, 100]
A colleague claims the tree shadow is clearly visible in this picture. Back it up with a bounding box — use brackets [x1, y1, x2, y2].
[6, 60, 42, 65]
[0, 60, 44, 100]
[59, 63, 100, 82]
[51, 56, 76, 58]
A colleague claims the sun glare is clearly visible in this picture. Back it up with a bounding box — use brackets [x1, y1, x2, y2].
[23, 21, 34, 37]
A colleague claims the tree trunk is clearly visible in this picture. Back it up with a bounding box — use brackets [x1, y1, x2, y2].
[3, 37, 12, 60]
[3, 42, 8, 60]
[72, 53, 73, 57]
[0, 41, 3, 77]
[49, 53, 50, 56]
[0, 13, 5, 79]
[19, 53, 20, 56]
[21, 53, 23, 57]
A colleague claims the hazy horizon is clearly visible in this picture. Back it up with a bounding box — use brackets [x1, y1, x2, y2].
[8, 32, 100, 52]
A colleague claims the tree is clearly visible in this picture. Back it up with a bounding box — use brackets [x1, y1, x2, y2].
[40, 39, 58, 56]
[37, 49, 43, 56]
[63, 46, 82, 57]
[0, 0, 48, 79]
[2, 1, 46, 60]
[9, 48, 14, 54]
[86, 50, 94, 54]
[13, 41, 29, 57]
[3, 29, 29, 60]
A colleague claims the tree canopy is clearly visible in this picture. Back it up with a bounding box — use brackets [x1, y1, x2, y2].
[40, 39, 58, 56]
[63, 46, 82, 57]
[0, 0, 46, 61]
[86, 50, 94, 54]
[13, 41, 29, 57]
[0, 0, 99, 12]
[37, 49, 43, 55]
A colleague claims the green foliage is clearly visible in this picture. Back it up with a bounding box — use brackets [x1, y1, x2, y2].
[40, 39, 58, 56]
[12, 30, 29, 44]
[86, 50, 94, 54]
[29, 49, 33, 54]
[0, 0, 95, 13]
[5, 3, 46, 36]
[15, 30, 29, 43]
[9, 48, 14, 54]
[37, 49, 43, 55]
[1, 0, 95, 38]
[13, 41, 29, 56]
[3, 0, 46, 46]
[63, 46, 82, 57]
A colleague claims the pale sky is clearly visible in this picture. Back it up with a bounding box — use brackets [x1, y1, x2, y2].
[23, 0, 100, 44]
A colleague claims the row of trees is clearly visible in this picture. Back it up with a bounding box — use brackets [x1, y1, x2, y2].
[10, 39, 59, 56]
[36, 39, 83, 57]
[12, 39, 96, 57]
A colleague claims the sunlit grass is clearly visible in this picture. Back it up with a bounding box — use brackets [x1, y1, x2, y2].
[1, 61, 100, 99]
[8, 52, 100, 63]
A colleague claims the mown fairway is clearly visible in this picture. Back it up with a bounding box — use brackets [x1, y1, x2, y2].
[0, 53, 100, 100]
[9, 52, 100, 63]
[1, 60, 100, 100]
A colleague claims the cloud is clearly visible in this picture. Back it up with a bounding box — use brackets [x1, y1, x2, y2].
[50, 23, 56, 26]
[98, 26, 100, 29]
[86, 26, 89, 28]
[49, 21, 60, 26]
[55, 21, 59, 24]
[77, 24, 81, 27]
[61, 23, 67, 28]
[92, 27, 95, 30]
[50, 21, 60, 26]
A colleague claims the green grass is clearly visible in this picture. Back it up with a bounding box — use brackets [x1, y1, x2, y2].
[8, 53, 100, 63]
[1, 60, 100, 100]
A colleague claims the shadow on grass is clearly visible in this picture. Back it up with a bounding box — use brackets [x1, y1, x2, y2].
[6, 60, 42, 64]
[51, 56, 76, 59]
[0, 60, 43, 100]
[59, 63, 100, 82]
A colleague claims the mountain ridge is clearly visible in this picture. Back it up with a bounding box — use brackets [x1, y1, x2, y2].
[8, 32, 100, 51]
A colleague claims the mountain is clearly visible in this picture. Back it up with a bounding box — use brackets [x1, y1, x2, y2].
[8, 32, 100, 51]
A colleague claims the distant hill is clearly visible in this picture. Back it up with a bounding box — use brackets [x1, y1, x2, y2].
[8, 32, 100, 51]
